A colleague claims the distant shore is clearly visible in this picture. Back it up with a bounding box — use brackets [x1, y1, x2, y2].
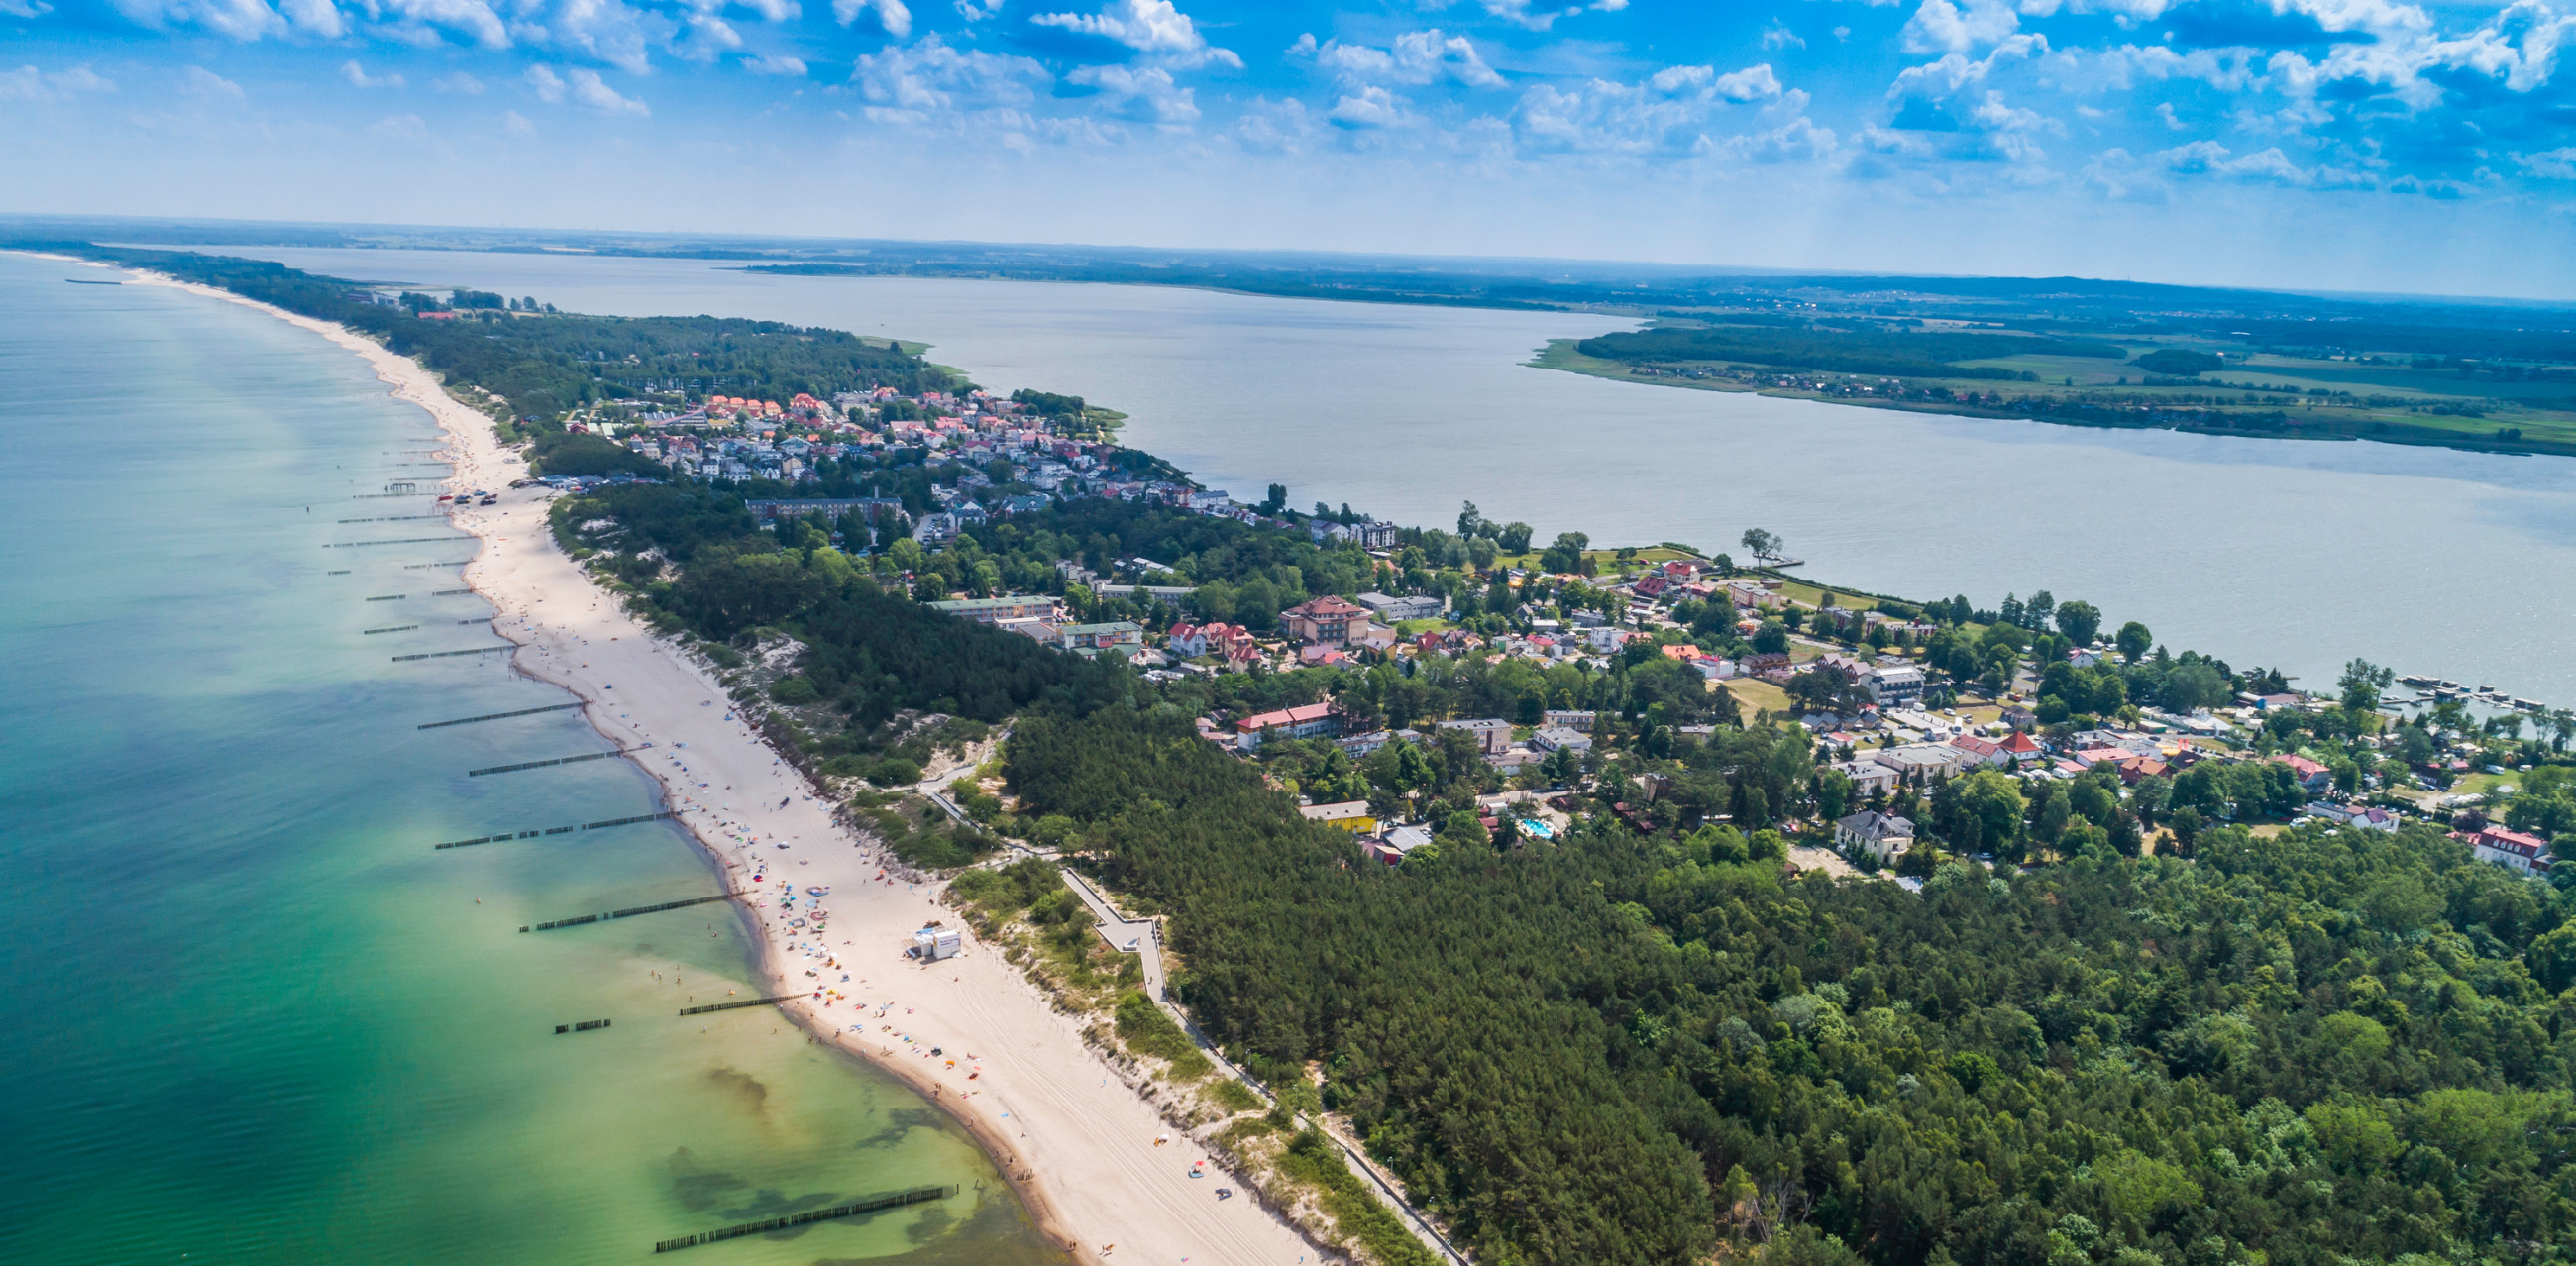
[1529, 338, 2576, 460]
[86, 256, 1322, 1266]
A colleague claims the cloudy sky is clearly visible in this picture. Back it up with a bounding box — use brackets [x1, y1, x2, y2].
[5, 0, 2573, 296]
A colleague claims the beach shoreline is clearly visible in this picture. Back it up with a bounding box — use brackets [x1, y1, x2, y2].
[79, 256, 1322, 1266]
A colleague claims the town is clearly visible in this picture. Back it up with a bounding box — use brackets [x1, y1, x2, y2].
[557, 378, 2573, 891]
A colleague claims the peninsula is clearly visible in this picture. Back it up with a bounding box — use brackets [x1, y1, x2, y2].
[57, 243, 2576, 1266]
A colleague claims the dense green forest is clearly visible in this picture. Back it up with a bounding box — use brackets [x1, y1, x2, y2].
[1010, 708, 2576, 1266]
[1574, 326, 2126, 380]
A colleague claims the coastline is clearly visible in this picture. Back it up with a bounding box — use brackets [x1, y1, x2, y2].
[91, 258, 1322, 1266]
[1527, 338, 2576, 461]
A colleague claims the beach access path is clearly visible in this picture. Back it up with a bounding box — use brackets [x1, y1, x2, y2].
[105, 259, 1323, 1266]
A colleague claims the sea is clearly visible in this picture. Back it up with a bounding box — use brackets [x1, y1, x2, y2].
[212, 246, 2576, 707]
[0, 252, 1065, 1265]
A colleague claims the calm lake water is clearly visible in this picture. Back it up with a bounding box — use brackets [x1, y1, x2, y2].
[0, 253, 1063, 1264]
[220, 246, 2576, 704]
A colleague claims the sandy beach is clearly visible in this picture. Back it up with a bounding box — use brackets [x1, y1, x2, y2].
[101, 260, 1322, 1266]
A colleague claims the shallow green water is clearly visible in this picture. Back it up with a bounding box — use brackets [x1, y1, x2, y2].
[0, 255, 1065, 1265]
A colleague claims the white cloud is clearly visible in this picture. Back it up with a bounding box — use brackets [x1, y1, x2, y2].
[732, 0, 798, 20]
[1032, 0, 1241, 68]
[539, 0, 665, 74]
[369, 112, 429, 140]
[1068, 61, 1198, 126]
[568, 66, 647, 113]
[853, 34, 1048, 123]
[1762, 20, 1806, 51]
[1902, 0, 2023, 55]
[675, 13, 743, 60]
[1234, 94, 1318, 151]
[1715, 63, 1784, 102]
[1472, 0, 1629, 32]
[742, 53, 807, 75]
[1700, 113, 1841, 163]
[0, 63, 115, 101]
[278, 0, 342, 36]
[503, 107, 536, 136]
[105, 0, 515, 44]
[1328, 84, 1408, 128]
[1890, 34, 2047, 99]
[376, 0, 508, 49]
[0, 0, 56, 17]
[181, 64, 244, 98]
[109, 0, 280, 40]
[525, 62, 645, 114]
[434, 71, 485, 92]
[1514, 62, 1787, 153]
[1301, 29, 1503, 88]
[2519, 146, 2576, 178]
[340, 59, 404, 88]
[832, 0, 910, 37]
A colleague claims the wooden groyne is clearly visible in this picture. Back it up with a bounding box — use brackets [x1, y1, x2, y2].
[324, 537, 452, 549]
[363, 625, 419, 635]
[468, 750, 619, 777]
[434, 809, 684, 850]
[418, 702, 582, 729]
[555, 1018, 610, 1034]
[522, 893, 730, 932]
[677, 994, 805, 1017]
[651, 1186, 954, 1253]
[391, 646, 510, 662]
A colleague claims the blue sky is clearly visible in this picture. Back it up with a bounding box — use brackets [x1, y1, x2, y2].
[6, 0, 2574, 296]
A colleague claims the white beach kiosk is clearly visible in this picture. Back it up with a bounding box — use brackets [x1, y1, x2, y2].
[911, 922, 962, 962]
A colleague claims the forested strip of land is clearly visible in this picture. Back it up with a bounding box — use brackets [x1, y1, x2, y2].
[1575, 326, 2126, 379]
[1008, 708, 2576, 1266]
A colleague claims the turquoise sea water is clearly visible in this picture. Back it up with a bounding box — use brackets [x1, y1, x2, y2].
[0, 255, 1063, 1265]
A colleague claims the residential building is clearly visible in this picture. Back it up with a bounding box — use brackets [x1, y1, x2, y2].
[1863, 664, 1925, 709]
[1436, 717, 1515, 755]
[1235, 702, 1342, 750]
[2270, 754, 2336, 794]
[927, 594, 1063, 624]
[1356, 592, 1445, 623]
[1874, 743, 1977, 778]
[1335, 730, 1393, 759]
[1281, 595, 1368, 646]
[1946, 735, 2009, 767]
[1541, 709, 1598, 732]
[1057, 620, 1144, 652]
[2456, 825, 2551, 873]
[1830, 759, 1901, 797]
[1300, 800, 1379, 833]
[1835, 810, 1916, 861]
[1531, 726, 1592, 753]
